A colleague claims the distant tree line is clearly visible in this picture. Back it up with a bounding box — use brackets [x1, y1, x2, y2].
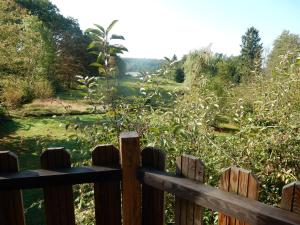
[175, 27, 300, 86]
[124, 58, 164, 72]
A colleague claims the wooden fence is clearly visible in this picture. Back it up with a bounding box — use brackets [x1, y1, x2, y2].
[0, 131, 299, 225]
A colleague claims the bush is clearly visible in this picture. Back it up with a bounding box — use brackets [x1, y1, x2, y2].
[33, 79, 53, 99]
[174, 68, 185, 83]
[0, 77, 53, 108]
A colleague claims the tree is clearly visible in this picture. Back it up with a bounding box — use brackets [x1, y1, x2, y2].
[115, 56, 126, 77]
[160, 56, 178, 79]
[175, 68, 185, 83]
[0, 0, 49, 78]
[85, 20, 127, 102]
[183, 48, 214, 86]
[216, 56, 242, 84]
[240, 27, 263, 80]
[0, 0, 53, 107]
[17, 0, 94, 89]
[267, 30, 300, 74]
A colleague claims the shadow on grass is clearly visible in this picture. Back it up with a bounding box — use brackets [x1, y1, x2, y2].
[0, 118, 23, 138]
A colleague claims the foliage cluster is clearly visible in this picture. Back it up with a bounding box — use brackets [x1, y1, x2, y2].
[124, 58, 165, 72]
[0, 0, 53, 107]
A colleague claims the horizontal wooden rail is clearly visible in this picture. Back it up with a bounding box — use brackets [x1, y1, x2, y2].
[0, 166, 121, 190]
[138, 169, 300, 225]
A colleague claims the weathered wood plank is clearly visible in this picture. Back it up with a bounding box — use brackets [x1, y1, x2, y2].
[228, 167, 239, 225]
[218, 167, 258, 225]
[218, 168, 231, 225]
[293, 183, 300, 214]
[0, 166, 121, 190]
[175, 155, 205, 225]
[92, 144, 121, 225]
[281, 181, 300, 215]
[141, 147, 165, 225]
[175, 157, 182, 225]
[138, 169, 300, 225]
[41, 147, 75, 225]
[120, 132, 141, 225]
[0, 151, 25, 225]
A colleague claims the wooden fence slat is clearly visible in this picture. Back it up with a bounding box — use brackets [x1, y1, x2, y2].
[228, 167, 239, 225]
[218, 168, 231, 225]
[120, 132, 141, 225]
[0, 151, 25, 225]
[41, 147, 75, 225]
[175, 154, 205, 225]
[175, 157, 182, 225]
[139, 169, 300, 225]
[218, 166, 259, 225]
[141, 147, 165, 225]
[92, 144, 121, 225]
[281, 181, 300, 215]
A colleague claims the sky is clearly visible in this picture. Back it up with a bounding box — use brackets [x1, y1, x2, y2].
[50, 0, 300, 59]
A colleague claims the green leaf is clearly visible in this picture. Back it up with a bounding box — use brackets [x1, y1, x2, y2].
[88, 51, 100, 55]
[96, 52, 104, 63]
[107, 20, 118, 33]
[164, 57, 171, 62]
[89, 62, 102, 67]
[109, 44, 128, 53]
[98, 67, 106, 74]
[93, 24, 105, 34]
[87, 41, 99, 50]
[110, 34, 125, 40]
[85, 28, 104, 37]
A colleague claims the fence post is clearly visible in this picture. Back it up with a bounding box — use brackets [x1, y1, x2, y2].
[92, 144, 121, 225]
[280, 181, 300, 214]
[41, 147, 75, 225]
[120, 132, 141, 225]
[218, 166, 259, 225]
[175, 154, 205, 225]
[141, 147, 165, 225]
[0, 151, 25, 225]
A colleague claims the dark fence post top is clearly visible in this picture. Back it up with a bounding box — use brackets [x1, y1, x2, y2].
[120, 131, 139, 139]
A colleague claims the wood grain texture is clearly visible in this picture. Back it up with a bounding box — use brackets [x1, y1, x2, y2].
[92, 144, 121, 225]
[175, 154, 205, 225]
[120, 132, 141, 225]
[138, 169, 300, 225]
[281, 181, 300, 215]
[0, 151, 25, 225]
[0, 166, 121, 190]
[41, 148, 75, 225]
[141, 147, 165, 225]
[218, 167, 259, 225]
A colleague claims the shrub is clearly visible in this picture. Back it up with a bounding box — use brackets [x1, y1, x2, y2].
[0, 77, 53, 108]
[33, 79, 53, 99]
[174, 68, 185, 83]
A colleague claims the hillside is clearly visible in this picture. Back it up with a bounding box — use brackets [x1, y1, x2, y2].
[123, 58, 165, 72]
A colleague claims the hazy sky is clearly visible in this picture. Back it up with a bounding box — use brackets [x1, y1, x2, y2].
[50, 0, 300, 59]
